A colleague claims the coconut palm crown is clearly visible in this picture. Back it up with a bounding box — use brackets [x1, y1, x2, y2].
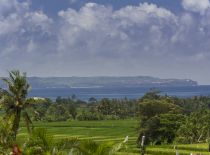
[0, 70, 33, 139]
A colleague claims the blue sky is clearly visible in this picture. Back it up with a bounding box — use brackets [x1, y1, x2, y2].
[1, 0, 210, 84]
[30, 0, 183, 15]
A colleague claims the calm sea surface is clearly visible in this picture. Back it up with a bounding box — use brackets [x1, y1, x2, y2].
[28, 85, 210, 101]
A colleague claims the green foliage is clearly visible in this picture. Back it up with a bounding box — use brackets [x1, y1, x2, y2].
[1, 71, 210, 154]
[141, 89, 161, 100]
[45, 104, 71, 122]
[23, 128, 54, 154]
[0, 70, 33, 139]
[56, 97, 78, 119]
[172, 96, 210, 114]
[17, 120, 210, 155]
[26, 97, 78, 122]
[94, 98, 138, 119]
[27, 98, 52, 121]
[137, 90, 210, 146]
[157, 114, 185, 143]
[138, 114, 185, 145]
[23, 128, 125, 155]
[176, 109, 210, 144]
[25, 96, 139, 121]
[138, 91, 183, 145]
[138, 98, 182, 119]
[76, 111, 104, 121]
[0, 116, 16, 150]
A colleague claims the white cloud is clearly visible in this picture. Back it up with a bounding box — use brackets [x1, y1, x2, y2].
[0, 0, 53, 58]
[182, 0, 210, 14]
[24, 11, 53, 33]
[0, 13, 22, 35]
[58, 3, 112, 31]
[114, 3, 176, 23]
[0, 0, 53, 37]
[50, 3, 210, 83]
[1, 2, 210, 83]
[57, 2, 177, 59]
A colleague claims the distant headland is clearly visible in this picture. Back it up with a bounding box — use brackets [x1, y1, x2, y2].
[0, 76, 197, 89]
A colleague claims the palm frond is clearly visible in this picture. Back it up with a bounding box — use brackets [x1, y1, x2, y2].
[0, 94, 15, 110]
[2, 78, 12, 86]
[23, 128, 54, 154]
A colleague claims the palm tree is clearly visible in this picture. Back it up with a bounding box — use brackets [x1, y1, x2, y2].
[0, 70, 33, 139]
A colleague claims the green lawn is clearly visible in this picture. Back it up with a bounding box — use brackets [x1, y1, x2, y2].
[17, 120, 210, 155]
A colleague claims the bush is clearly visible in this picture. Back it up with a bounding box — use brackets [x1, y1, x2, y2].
[105, 115, 120, 120]
[76, 112, 104, 121]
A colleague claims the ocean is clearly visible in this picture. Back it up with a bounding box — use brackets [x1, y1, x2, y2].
[28, 85, 210, 101]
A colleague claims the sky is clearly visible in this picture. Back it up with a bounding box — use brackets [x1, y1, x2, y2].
[1, 0, 210, 84]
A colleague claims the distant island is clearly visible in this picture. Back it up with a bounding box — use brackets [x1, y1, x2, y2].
[0, 76, 197, 89]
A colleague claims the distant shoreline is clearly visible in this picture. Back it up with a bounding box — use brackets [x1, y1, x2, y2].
[28, 85, 210, 101]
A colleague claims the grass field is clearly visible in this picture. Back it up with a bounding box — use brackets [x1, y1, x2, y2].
[17, 120, 210, 155]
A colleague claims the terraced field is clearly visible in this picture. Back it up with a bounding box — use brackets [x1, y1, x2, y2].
[18, 120, 210, 155]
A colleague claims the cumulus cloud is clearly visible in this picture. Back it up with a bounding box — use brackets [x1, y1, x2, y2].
[1, 1, 210, 83]
[24, 11, 53, 32]
[51, 2, 210, 83]
[114, 3, 176, 22]
[0, 14, 21, 35]
[0, 0, 54, 55]
[57, 3, 177, 60]
[182, 0, 210, 14]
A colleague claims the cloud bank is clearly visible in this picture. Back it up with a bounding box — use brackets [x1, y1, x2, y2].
[1, 0, 210, 84]
[182, 0, 210, 14]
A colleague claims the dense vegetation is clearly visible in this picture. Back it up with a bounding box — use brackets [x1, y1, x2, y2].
[24, 96, 138, 122]
[25, 90, 210, 149]
[137, 90, 210, 147]
[17, 120, 210, 155]
[0, 70, 210, 154]
[0, 71, 127, 154]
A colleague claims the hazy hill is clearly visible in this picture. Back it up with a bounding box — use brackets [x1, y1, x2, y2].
[0, 76, 198, 89]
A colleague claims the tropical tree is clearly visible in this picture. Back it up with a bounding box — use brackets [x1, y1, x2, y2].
[176, 109, 210, 144]
[137, 91, 183, 145]
[0, 70, 33, 139]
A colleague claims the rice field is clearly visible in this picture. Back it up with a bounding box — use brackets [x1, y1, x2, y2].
[18, 120, 210, 155]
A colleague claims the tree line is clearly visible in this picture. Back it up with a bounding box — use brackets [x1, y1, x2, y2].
[21, 96, 139, 122]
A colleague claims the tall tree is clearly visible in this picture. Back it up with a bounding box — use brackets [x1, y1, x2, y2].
[176, 109, 210, 144]
[0, 70, 33, 139]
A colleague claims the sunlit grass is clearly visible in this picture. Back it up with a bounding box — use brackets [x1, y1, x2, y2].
[17, 120, 210, 154]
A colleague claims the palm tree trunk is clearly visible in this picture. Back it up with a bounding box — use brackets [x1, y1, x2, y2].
[12, 107, 21, 140]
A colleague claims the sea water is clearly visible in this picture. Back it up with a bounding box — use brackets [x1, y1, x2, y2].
[28, 85, 210, 101]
